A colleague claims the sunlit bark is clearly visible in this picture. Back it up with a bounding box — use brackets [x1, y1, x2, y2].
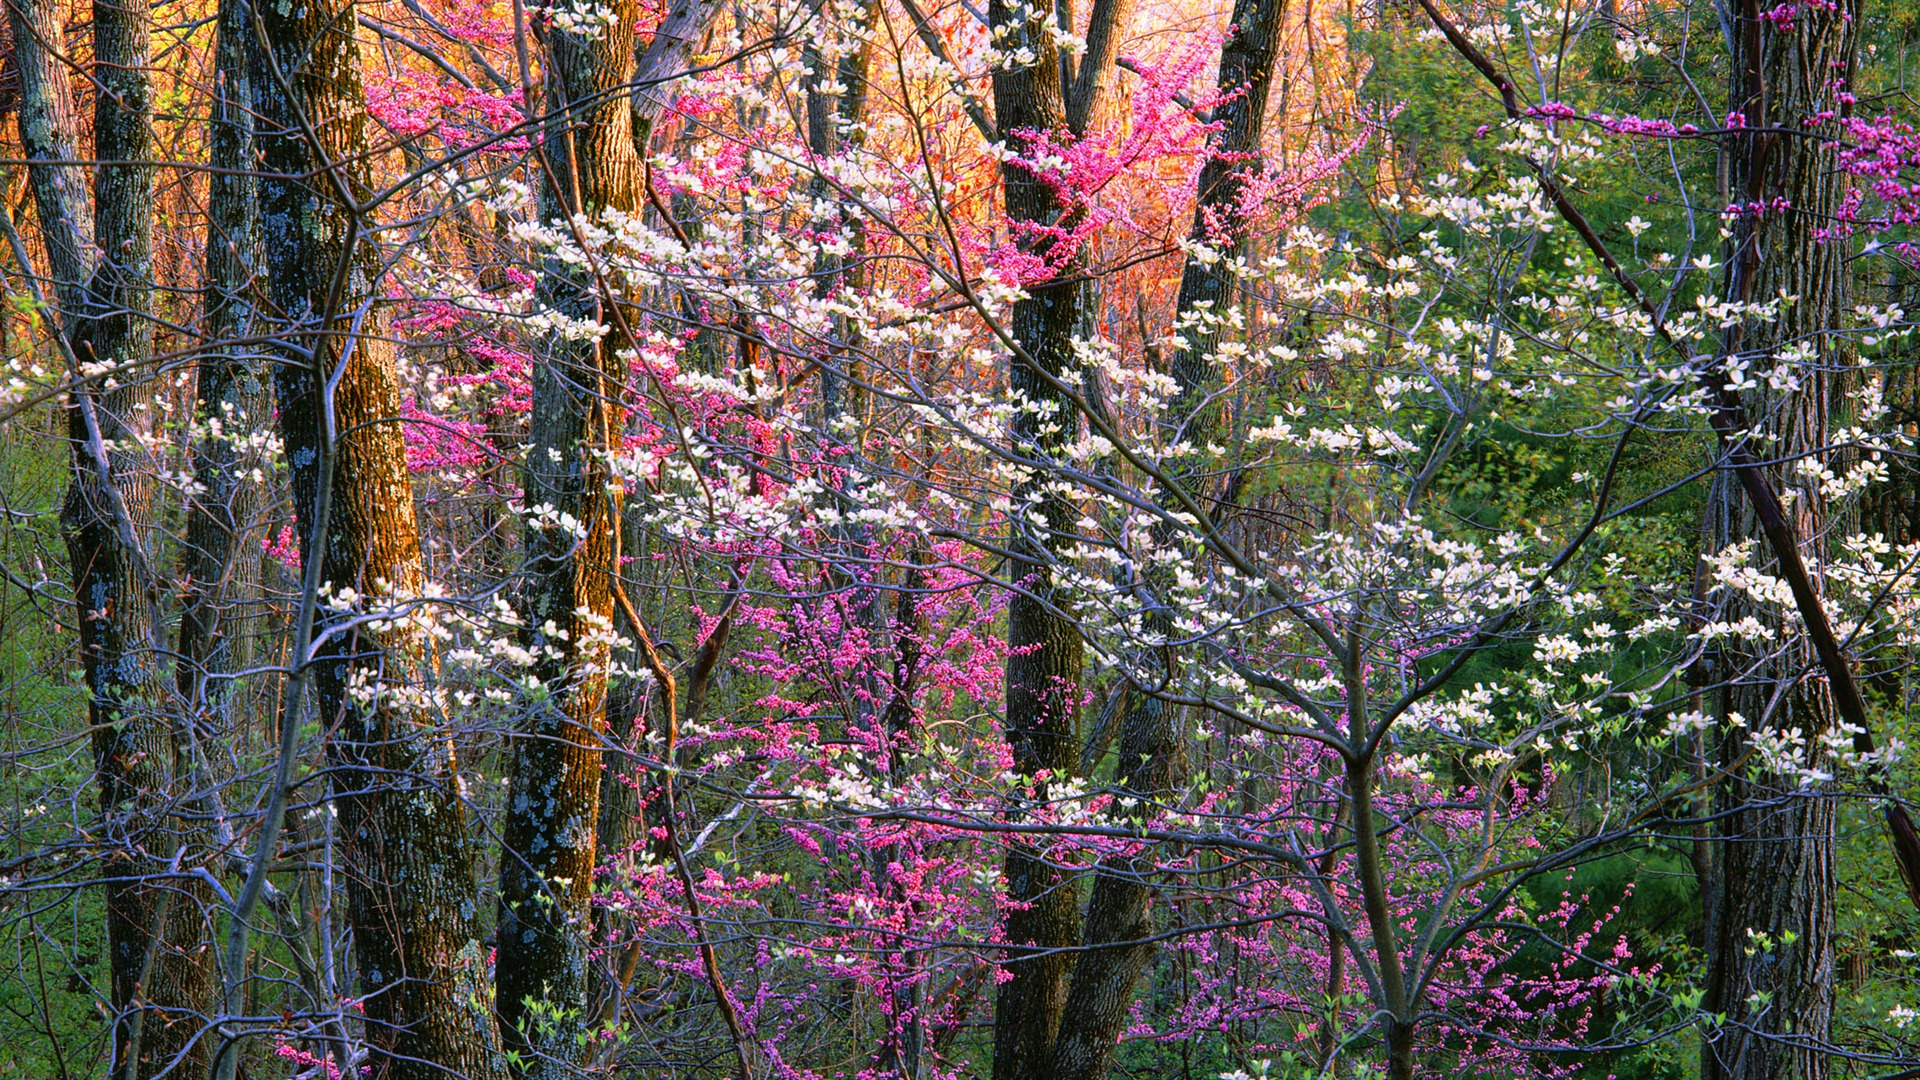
[254, 0, 508, 1074]
[494, 2, 641, 1070]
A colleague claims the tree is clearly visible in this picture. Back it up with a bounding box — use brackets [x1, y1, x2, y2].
[8, 0, 218, 1070]
[1049, 4, 1287, 1078]
[1699, 1, 1859, 1076]
[495, 0, 725, 1068]
[3, 0, 1920, 1076]
[985, 1, 1096, 1074]
[254, 0, 507, 1072]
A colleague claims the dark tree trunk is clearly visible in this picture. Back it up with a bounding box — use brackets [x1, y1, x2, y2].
[176, 0, 265, 719]
[12, 0, 219, 1069]
[876, 557, 930, 1079]
[86, 3, 221, 1071]
[252, 3, 507, 1076]
[1701, 1, 1857, 1077]
[988, 6, 1087, 1076]
[1048, 7, 1284, 1078]
[804, 0, 876, 426]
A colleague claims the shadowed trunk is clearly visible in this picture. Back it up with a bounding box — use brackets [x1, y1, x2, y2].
[1049, 4, 1284, 1077]
[11, 0, 219, 1069]
[88, 1, 221, 1070]
[176, 0, 266, 721]
[1700, 1, 1857, 1077]
[986, 0, 1139, 1067]
[988, 5, 1086, 1075]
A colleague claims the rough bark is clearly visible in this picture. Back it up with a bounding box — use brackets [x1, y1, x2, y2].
[1062, 0, 1130, 136]
[86, 3, 222, 1071]
[253, 0, 507, 1075]
[494, 2, 641, 1070]
[1700, 1, 1857, 1077]
[1048, 8, 1284, 1079]
[11, 0, 220, 1069]
[1046, 684, 1174, 1080]
[629, 0, 731, 148]
[804, 0, 876, 425]
[176, 0, 265, 718]
[7, 0, 91, 311]
[988, 4, 1088, 1078]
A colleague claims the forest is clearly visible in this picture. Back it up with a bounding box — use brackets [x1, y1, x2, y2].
[0, 0, 1917, 1072]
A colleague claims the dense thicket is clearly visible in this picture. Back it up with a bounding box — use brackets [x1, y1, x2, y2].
[1, 0, 1919, 1077]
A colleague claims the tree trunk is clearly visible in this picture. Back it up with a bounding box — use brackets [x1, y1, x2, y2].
[1048, 8, 1285, 1079]
[494, 3, 641, 1071]
[495, 0, 729, 1066]
[7, 0, 91, 316]
[12, 0, 220, 1069]
[988, 6, 1087, 1076]
[176, 0, 265, 720]
[1701, 1, 1856, 1077]
[253, 2, 507, 1076]
[88, 4, 222, 1072]
[804, 0, 875, 426]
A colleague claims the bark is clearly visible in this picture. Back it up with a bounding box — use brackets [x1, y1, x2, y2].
[1048, 7, 1283, 1078]
[88, 4, 223, 1071]
[629, 0, 731, 148]
[1700, 1, 1856, 1077]
[197, 10, 276, 1080]
[176, 0, 265, 724]
[252, 1, 507, 1075]
[586, 630, 647, 1024]
[494, 3, 642, 1071]
[1164, 1, 1282, 442]
[988, 3, 1088, 1077]
[7, 0, 91, 311]
[11, 0, 219, 1069]
[804, 0, 876, 424]
[1047, 683, 1172, 1080]
[1062, 0, 1130, 136]
[873, 558, 930, 1079]
[1409, 0, 1900, 1072]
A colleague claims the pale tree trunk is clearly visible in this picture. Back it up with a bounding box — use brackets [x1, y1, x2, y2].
[1049, 9, 1286, 1078]
[1701, 0, 1856, 1077]
[8, 0, 91, 317]
[11, 0, 219, 1070]
[252, 1, 507, 1076]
